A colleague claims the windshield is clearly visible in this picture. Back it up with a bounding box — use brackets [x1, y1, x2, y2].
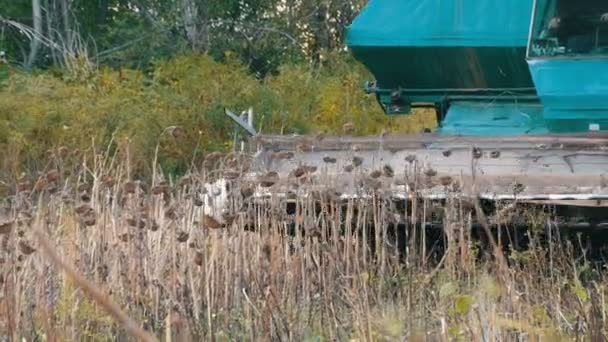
[528, 0, 608, 57]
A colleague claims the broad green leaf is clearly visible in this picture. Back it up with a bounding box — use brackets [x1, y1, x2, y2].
[575, 285, 588, 303]
[454, 295, 474, 315]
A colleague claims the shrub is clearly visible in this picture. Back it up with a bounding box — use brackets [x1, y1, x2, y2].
[0, 52, 436, 178]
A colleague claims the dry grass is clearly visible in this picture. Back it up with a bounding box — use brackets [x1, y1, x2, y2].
[0, 145, 607, 341]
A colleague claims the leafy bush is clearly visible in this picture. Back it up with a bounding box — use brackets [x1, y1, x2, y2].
[0, 52, 436, 178]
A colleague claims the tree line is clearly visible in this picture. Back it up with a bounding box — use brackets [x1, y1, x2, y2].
[1, 0, 367, 75]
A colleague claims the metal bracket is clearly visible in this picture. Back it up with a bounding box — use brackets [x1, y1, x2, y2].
[224, 108, 257, 136]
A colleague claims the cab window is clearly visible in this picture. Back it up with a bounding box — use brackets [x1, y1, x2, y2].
[529, 0, 608, 57]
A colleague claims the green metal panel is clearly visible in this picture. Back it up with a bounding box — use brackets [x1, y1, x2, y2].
[346, 1, 539, 114]
[528, 58, 608, 132]
[438, 102, 548, 136]
[347, 0, 534, 47]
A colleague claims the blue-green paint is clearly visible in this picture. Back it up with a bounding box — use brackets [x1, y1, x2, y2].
[528, 58, 608, 118]
[346, 0, 608, 135]
[347, 0, 535, 47]
[438, 102, 549, 136]
[345, 0, 539, 108]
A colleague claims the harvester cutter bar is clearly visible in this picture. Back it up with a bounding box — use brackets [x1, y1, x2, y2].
[242, 133, 608, 207]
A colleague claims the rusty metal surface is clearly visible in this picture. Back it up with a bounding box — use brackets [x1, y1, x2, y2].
[242, 133, 608, 205]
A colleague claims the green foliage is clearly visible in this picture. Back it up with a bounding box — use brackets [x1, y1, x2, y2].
[96, 9, 188, 70]
[453, 295, 474, 316]
[0, 63, 9, 87]
[0, 1, 32, 65]
[0, 52, 435, 177]
[0, 0, 367, 74]
[56, 281, 116, 340]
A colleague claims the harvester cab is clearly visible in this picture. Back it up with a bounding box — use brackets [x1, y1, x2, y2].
[212, 0, 608, 227]
[527, 0, 608, 132]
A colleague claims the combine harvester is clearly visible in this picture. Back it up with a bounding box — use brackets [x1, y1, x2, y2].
[213, 0, 608, 229]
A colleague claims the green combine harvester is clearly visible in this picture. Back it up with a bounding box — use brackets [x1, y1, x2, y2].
[213, 0, 608, 228]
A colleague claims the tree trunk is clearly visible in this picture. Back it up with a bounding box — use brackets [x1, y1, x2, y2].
[181, 0, 209, 51]
[60, 0, 72, 49]
[97, 0, 109, 28]
[45, 0, 58, 64]
[26, 0, 43, 67]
